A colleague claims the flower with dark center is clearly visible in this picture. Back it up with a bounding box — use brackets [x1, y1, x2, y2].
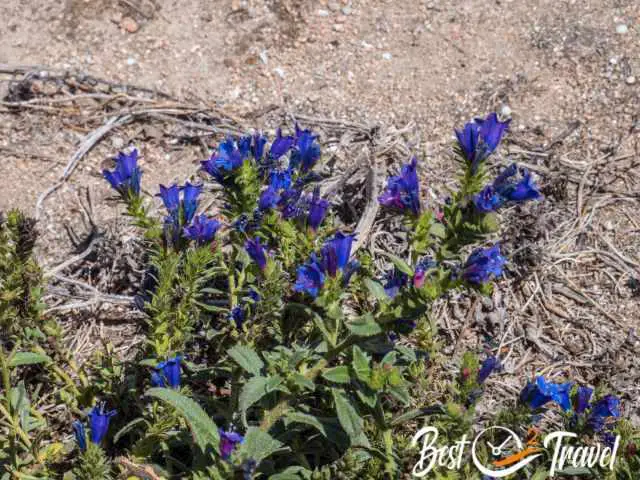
[245, 237, 268, 270]
[269, 128, 295, 160]
[87, 403, 117, 445]
[294, 254, 325, 298]
[219, 429, 244, 460]
[103, 149, 142, 197]
[520, 376, 573, 411]
[151, 355, 183, 389]
[183, 215, 221, 245]
[290, 125, 321, 172]
[462, 245, 506, 285]
[378, 157, 421, 215]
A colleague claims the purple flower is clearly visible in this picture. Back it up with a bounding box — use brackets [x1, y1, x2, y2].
[183, 215, 221, 245]
[219, 429, 244, 460]
[103, 149, 142, 197]
[520, 376, 573, 411]
[159, 184, 180, 213]
[320, 232, 355, 277]
[384, 269, 408, 298]
[477, 356, 501, 384]
[201, 137, 248, 183]
[574, 386, 594, 414]
[245, 237, 268, 270]
[88, 403, 117, 445]
[73, 420, 87, 452]
[455, 113, 510, 171]
[269, 168, 293, 190]
[462, 245, 506, 285]
[307, 186, 329, 231]
[158, 183, 202, 224]
[278, 185, 304, 219]
[152, 355, 183, 389]
[378, 157, 421, 215]
[181, 183, 202, 224]
[252, 133, 267, 161]
[413, 257, 436, 288]
[290, 125, 321, 172]
[269, 128, 295, 160]
[294, 255, 326, 298]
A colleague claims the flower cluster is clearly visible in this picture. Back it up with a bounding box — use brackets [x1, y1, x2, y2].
[455, 112, 511, 173]
[103, 149, 142, 199]
[473, 163, 542, 213]
[73, 403, 117, 452]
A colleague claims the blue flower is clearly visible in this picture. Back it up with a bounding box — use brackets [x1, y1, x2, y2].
[181, 182, 202, 224]
[252, 133, 267, 161]
[219, 429, 244, 460]
[269, 128, 295, 160]
[159, 184, 180, 214]
[473, 186, 505, 213]
[269, 168, 293, 190]
[384, 269, 408, 298]
[73, 420, 87, 452]
[152, 355, 183, 389]
[238, 136, 252, 159]
[520, 376, 573, 411]
[183, 215, 221, 245]
[290, 125, 321, 172]
[259, 186, 280, 211]
[574, 386, 594, 414]
[320, 232, 355, 277]
[88, 403, 117, 445]
[413, 257, 436, 288]
[294, 255, 326, 298]
[103, 149, 142, 197]
[378, 157, 421, 215]
[462, 245, 506, 285]
[477, 356, 501, 384]
[201, 137, 248, 183]
[307, 186, 329, 231]
[229, 305, 246, 329]
[474, 164, 541, 213]
[455, 113, 510, 171]
[278, 185, 304, 219]
[245, 237, 267, 270]
[588, 395, 620, 432]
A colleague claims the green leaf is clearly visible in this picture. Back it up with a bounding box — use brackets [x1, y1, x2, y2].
[331, 389, 364, 443]
[146, 388, 219, 451]
[429, 222, 446, 239]
[387, 385, 411, 406]
[352, 346, 371, 383]
[240, 427, 284, 463]
[322, 366, 351, 384]
[239, 376, 284, 414]
[380, 252, 414, 276]
[9, 352, 51, 368]
[285, 411, 328, 437]
[113, 417, 147, 444]
[228, 345, 264, 376]
[291, 373, 315, 392]
[347, 313, 383, 337]
[269, 466, 311, 480]
[363, 278, 388, 302]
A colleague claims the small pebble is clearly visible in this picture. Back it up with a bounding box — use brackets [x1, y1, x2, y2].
[120, 16, 139, 33]
[616, 24, 628, 34]
[341, 6, 352, 15]
[501, 105, 512, 117]
[328, 1, 340, 11]
[317, 9, 329, 17]
[382, 52, 392, 60]
[127, 57, 137, 66]
[626, 76, 636, 85]
[274, 67, 285, 79]
[333, 23, 344, 32]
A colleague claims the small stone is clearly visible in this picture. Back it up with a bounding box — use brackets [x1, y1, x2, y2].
[616, 24, 628, 34]
[200, 12, 213, 22]
[341, 6, 352, 15]
[603, 220, 614, 231]
[120, 16, 139, 33]
[626, 75, 636, 85]
[317, 9, 329, 17]
[127, 57, 137, 66]
[382, 52, 392, 60]
[609, 56, 618, 65]
[259, 50, 268, 64]
[111, 136, 125, 149]
[274, 67, 285, 79]
[328, 1, 340, 11]
[501, 105, 512, 117]
[333, 23, 343, 32]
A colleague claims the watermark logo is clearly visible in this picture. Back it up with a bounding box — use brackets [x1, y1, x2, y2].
[411, 425, 620, 477]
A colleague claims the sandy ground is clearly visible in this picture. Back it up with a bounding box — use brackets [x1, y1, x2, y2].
[1, 0, 640, 420]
